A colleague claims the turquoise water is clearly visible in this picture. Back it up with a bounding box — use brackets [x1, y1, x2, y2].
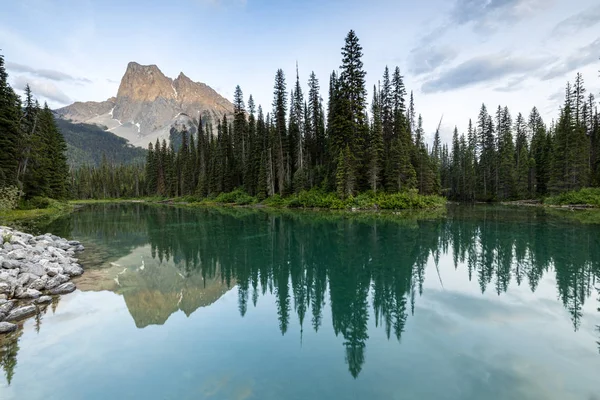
[1, 205, 599, 400]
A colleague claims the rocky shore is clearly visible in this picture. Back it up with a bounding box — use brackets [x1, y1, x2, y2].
[0, 226, 84, 334]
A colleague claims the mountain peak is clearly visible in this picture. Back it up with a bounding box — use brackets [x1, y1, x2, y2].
[56, 61, 234, 147]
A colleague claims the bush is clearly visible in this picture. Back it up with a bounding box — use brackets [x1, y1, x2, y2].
[544, 188, 600, 207]
[20, 196, 52, 210]
[214, 189, 257, 205]
[0, 186, 22, 212]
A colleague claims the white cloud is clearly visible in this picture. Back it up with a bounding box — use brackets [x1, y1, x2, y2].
[11, 75, 72, 105]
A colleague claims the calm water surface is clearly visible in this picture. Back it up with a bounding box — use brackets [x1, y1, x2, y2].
[1, 205, 599, 400]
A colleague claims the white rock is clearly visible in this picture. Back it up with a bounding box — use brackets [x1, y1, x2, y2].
[6, 305, 37, 321]
[0, 322, 17, 334]
[35, 295, 52, 304]
[45, 274, 69, 290]
[16, 288, 41, 300]
[63, 263, 84, 277]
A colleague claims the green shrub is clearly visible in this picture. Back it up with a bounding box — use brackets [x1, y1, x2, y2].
[2, 233, 12, 244]
[214, 189, 257, 205]
[544, 188, 600, 207]
[20, 196, 52, 210]
[0, 186, 22, 212]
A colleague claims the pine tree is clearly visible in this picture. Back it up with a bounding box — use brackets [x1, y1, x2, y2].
[496, 106, 516, 200]
[0, 54, 22, 187]
[272, 69, 287, 195]
[338, 30, 368, 191]
[368, 85, 384, 192]
[514, 113, 530, 198]
[529, 107, 549, 196]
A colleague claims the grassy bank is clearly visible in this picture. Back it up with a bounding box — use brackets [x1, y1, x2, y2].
[544, 188, 600, 208]
[0, 198, 74, 231]
[182, 189, 446, 211]
[69, 189, 446, 211]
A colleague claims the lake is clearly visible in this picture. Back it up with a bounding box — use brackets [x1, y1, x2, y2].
[1, 204, 599, 400]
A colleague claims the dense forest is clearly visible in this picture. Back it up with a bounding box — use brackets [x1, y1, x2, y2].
[0, 55, 69, 201]
[56, 119, 146, 168]
[1, 30, 599, 205]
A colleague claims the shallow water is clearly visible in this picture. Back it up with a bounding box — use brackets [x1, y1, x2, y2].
[1, 204, 599, 400]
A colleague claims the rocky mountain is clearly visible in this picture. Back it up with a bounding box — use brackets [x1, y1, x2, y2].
[55, 62, 233, 148]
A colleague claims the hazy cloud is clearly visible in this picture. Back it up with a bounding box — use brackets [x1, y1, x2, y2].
[550, 5, 600, 37]
[12, 75, 72, 104]
[422, 53, 549, 93]
[408, 46, 458, 75]
[450, 0, 550, 32]
[6, 61, 91, 83]
[542, 38, 600, 80]
[494, 76, 527, 92]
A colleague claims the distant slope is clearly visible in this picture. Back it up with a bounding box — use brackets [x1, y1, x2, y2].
[56, 119, 146, 167]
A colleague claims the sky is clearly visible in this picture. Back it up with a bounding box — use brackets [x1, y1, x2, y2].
[1, 0, 599, 144]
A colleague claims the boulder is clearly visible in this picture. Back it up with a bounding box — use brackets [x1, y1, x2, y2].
[1, 259, 21, 269]
[3, 243, 13, 252]
[20, 263, 46, 277]
[45, 266, 63, 277]
[0, 282, 10, 295]
[35, 295, 52, 304]
[45, 274, 69, 290]
[63, 263, 84, 277]
[16, 288, 41, 300]
[6, 305, 37, 321]
[7, 249, 27, 260]
[49, 282, 76, 295]
[0, 300, 14, 314]
[17, 273, 39, 287]
[29, 277, 47, 291]
[0, 322, 17, 334]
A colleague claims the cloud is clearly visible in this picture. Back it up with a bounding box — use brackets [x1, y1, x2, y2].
[550, 5, 600, 37]
[408, 46, 458, 75]
[422, 53, 549, 93]
[5, 61, 92, 83]
[449, 0, 550, 32]
[494, 76, 527, 92]
[541, 38, 600, 80]
[418, 0, 550, 45]
[12, 75, 72, 104]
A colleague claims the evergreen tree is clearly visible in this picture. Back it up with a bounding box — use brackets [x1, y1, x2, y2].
[368, 85, 384, 192]
[272, 69, 288, 194]
[0, 54, 22, 187]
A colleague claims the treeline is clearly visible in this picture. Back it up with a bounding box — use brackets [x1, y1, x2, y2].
[78, 30, 599, 203]
[439, 74, 600, 201]
[86, 31, 442, 200]
[0, 55, 69, 200]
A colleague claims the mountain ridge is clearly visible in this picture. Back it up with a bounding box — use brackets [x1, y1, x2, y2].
[55, 62, 233, 148]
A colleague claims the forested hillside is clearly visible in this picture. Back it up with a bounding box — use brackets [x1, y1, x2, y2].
[56, 119, 146, 168]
